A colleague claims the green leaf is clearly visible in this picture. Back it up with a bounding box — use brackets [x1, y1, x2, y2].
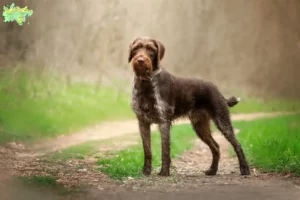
[2, 3, 33, 26]
[10, 3, 15, 9]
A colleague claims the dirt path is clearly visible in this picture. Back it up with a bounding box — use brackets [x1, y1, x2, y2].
[3, 127, 300, 199]
[28, 111, 297, 155]
[116, 127, 300, 199]
[1, 111, 300, 199]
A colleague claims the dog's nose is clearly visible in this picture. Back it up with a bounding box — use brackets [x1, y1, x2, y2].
[137, 57, 145, 64]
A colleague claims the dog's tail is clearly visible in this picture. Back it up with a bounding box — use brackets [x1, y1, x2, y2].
[226, 96, 241, 107]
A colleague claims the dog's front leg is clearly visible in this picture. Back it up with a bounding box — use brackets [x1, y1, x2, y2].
[138, 120, 152, 176]
[158, 122, 171, 176]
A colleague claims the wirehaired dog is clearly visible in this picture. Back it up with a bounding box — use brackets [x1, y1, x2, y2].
[128, 37, 250, 176]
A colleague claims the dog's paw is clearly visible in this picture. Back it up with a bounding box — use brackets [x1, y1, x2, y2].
[158, 169, 170, 177]
[240, 167, 250, 176]
[204, 168, 217, 176]
[142, 167, 152, 176]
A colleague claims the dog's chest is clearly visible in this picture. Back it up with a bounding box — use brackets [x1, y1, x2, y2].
[131, 81, 166, 123]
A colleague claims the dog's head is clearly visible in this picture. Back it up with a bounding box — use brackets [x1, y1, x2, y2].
[128, 37, 165, 80]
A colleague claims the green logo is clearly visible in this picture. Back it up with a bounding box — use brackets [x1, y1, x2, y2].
[2, 3, 33, 26]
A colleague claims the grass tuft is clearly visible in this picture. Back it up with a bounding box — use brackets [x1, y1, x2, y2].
[97, 124, 196, 179]
[18, 175, 70, 195]
[233, 114, 300, 176]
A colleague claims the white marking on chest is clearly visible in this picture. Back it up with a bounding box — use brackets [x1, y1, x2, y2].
[131, 85, 154, 122]
[152, 79, 168, 122]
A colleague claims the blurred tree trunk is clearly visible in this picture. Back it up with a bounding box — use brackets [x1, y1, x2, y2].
[0, 0, 299, 98]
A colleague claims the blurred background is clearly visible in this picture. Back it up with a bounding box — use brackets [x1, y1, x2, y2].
[1, 0, 300, 98]
[0, 1, 300, 199]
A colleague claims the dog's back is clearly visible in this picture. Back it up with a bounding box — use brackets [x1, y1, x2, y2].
[150, 68, 237, 121]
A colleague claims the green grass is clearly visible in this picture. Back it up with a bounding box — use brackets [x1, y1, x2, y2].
[233, 114, 300, 176]
[97, 124, 196, 179]
[19, 175, 58, 186]
[49, 141, 101, 161]
[48, 134, 139, 161]
[18, 175, 70, 195]
[0, 66, 299, 145]
[0, 67, 133, 144]
[230, 98, 300, 114]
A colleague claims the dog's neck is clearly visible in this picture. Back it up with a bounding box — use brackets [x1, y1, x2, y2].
[149, 67, 161, 78]
[135, 67, 162, 81]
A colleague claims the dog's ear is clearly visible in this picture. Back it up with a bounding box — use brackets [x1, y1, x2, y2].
[153, 39, 165, 61]
[128, 38, 140, 63]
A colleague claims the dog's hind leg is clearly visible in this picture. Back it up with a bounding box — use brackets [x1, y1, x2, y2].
[211, 105, 250, 175]
[189, 111, 220, 175]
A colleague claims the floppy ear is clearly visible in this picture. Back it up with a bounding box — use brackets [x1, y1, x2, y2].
[153, 39, 165, 61]
[128, 38, 140, 63]
[128, 42, 134, 63]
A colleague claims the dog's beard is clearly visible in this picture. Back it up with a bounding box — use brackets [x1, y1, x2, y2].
[133, 65, 151, 81]
[134, 72, 151, 81]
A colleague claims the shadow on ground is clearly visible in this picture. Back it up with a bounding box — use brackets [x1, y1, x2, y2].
[2, 179, 300, 200]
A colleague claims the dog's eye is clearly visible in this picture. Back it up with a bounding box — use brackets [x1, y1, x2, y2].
[146, 46, 157, 58]
[132, 44, 142, 52]
[148, 51, 155, 58]
[146, 46, 156, 51]
[132, 47, 139, 52]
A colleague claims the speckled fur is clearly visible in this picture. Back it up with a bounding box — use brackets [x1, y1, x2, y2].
[128, 37, 250, 177]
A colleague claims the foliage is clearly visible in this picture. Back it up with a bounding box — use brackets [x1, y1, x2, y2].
[233, 114, 300, 176]
[0, 67, 133, 143]
[97, 124, 196, 179]
[2, 3, 33, 26]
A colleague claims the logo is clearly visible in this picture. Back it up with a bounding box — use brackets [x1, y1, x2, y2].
[2, 3, 33, 26]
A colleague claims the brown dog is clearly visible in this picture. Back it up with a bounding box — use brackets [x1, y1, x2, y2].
[128, 37, 250, 177]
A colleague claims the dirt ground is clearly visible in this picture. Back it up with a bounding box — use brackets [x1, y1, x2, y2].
[28, 111, 297, 155]
[0, 112, 300, 200]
